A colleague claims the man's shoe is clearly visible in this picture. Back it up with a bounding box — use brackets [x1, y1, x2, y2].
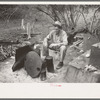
[56, 62, 63, 69]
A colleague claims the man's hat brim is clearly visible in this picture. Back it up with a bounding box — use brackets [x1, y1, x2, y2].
[53, 24, 62, 28]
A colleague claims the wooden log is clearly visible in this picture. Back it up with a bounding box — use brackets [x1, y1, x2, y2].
[0, 39, 20, 45]
[70, 40, 83, 51]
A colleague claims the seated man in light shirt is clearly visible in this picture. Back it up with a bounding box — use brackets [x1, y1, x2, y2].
[42, 21, 68, 69]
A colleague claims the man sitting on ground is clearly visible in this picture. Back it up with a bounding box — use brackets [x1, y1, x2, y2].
[42, 21, 68, 69]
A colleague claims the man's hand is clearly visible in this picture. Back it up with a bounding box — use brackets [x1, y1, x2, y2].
[49, 43, 59, 48]
[49, 43, 62, 50]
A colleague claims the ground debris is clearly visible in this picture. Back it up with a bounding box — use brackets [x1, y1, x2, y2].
[69, 50, 91, 69]
[84, 64, 97, 72]
[47, 72, 58, 79]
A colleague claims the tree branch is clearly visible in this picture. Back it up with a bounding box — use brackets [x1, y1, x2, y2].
[36, 7, 54, 20]
[6, 7, 19, 22]
[90, 7, 100, 33]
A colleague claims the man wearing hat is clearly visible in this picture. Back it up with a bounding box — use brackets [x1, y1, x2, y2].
[42, 21, 68, 69]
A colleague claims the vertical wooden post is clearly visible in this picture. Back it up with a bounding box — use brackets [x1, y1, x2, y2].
[26, 22, 31, 39]
[31, 22, 35, 34]
[10, 44, 12, 56]
[21, 19, 25, 30]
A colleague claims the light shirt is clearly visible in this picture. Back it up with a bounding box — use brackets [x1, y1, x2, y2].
[44, 29, 68, 46]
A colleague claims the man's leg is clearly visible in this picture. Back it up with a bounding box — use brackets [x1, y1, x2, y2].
[42, 43, 58, 57]
[60, 45, 67, 62]
[49, 44, 67, 61]
[56, 45, 67, 69]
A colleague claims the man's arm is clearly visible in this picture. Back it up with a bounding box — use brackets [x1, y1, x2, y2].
[43, 31, 53, 47]
[58, 31, 68, 46]
[49, 31, 68, 49]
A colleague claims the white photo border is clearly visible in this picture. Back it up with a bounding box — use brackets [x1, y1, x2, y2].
[0, 1, 100, 99]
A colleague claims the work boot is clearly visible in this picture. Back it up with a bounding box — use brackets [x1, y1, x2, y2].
[56, 62, 63, 69]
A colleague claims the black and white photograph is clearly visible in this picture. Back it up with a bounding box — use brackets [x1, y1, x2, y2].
[1, 1, 100, 98]
[0, 1, 100, 84]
